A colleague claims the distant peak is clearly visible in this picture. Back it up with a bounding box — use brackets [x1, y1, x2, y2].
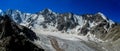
[40, 8, 52, 14]
[6, 9, 12, 12]
[0, 9, 4, 16]
[6, 9, 21, 13]
[97, 12, 107, 20]
[44, 8, 52, 12]
[0, 9, 2, 13]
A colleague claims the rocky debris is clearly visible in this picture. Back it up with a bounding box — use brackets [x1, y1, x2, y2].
[102, 25, 120, 41]
[0, 15, 44, 51]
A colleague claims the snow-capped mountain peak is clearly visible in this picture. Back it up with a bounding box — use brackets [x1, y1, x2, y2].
[0, 9, 115, 34]
[0, 9, 4, 16]
[0, 9, 2, 13]
[97, 12, 108, 20]
[40, 8, 53, 14]
[0, 9, 120, 51]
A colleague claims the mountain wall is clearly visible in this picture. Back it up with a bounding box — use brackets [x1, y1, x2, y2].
[0, 9, 120, 51]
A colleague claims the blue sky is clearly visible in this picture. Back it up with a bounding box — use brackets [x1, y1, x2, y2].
[0, 0, 120, 23]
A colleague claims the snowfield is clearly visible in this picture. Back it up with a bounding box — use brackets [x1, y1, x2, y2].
[33, 29, 105, 51]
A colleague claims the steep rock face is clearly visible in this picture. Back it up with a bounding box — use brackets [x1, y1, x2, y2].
[0, 15, 44, 51]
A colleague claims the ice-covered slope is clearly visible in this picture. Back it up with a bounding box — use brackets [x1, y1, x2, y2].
[0, 9, 120, 51]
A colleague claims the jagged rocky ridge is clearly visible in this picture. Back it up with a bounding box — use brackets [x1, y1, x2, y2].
[0, 15, 44, 51]
[0, 9, 120, 51]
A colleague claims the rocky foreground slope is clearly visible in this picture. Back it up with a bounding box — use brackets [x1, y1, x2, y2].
[0, 15, 44, 51]
[0, 9, 120, 51]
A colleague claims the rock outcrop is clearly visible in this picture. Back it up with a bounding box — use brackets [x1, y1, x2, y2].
[0, 15, 44, 51]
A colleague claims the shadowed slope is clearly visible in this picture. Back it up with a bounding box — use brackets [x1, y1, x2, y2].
[0, 15, 44, 51]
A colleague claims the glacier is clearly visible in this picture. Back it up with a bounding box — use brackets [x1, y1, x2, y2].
[0, 9, 120, 51]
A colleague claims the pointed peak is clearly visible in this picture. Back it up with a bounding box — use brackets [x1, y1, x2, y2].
[6, 9, 13, 12]
[97, 12, 104, 15]
[40, 8, 53, 14]
[15, 10, 21, 12]
[0, 9, 4, 16]
[97, 12, 107, 20]
[44, 8, 52, 12]
[0, 9, 3, 13]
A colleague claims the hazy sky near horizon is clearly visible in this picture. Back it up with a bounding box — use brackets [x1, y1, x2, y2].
[0, 0, 120, 23]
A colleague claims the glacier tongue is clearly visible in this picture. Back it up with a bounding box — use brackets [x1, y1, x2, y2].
[33, 30, 100, 51]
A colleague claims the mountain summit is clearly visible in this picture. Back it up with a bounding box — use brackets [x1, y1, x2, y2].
[0, 9, 120, 51]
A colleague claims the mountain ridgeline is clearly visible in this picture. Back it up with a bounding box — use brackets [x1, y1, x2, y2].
[0, 9, 120, 51]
